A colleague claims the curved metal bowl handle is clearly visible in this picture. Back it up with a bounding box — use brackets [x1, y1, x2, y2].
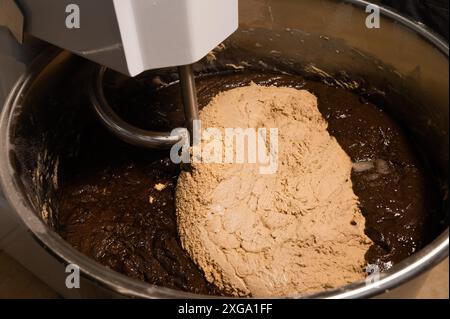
[89, 66, 183, 149]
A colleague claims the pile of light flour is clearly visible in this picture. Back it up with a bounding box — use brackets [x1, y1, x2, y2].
[176, 83, 372, 297]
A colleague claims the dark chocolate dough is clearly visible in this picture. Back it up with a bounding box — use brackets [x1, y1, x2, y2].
[57, 71, 440, 295]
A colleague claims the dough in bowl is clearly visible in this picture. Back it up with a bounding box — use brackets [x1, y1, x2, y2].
[176, 83, 372, 297]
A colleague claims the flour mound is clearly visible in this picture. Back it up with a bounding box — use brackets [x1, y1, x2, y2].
[176, 83, 372, 297]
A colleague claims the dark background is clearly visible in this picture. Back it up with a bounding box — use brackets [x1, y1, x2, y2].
[380, 0, 449, 40]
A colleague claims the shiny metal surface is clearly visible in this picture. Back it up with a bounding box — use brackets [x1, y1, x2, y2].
[90, 64, 200, 149]
[0, 0, 448, 299]
[178, 64, 200, 141]
[90, 66, 181, 149]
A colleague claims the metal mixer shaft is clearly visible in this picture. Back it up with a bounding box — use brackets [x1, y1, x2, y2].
[89, 65, 199, 149]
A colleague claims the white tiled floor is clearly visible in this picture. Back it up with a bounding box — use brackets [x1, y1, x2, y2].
[0, 251, 59, 299]
[417, 259, 449, 299]
[0, 199, 19, 243]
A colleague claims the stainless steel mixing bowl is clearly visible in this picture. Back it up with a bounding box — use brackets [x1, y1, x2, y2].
[0, 0, 448, 298]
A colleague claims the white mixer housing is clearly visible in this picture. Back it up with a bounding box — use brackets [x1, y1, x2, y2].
[113, 0, 239, 76]
[0, 0, 238, 76]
